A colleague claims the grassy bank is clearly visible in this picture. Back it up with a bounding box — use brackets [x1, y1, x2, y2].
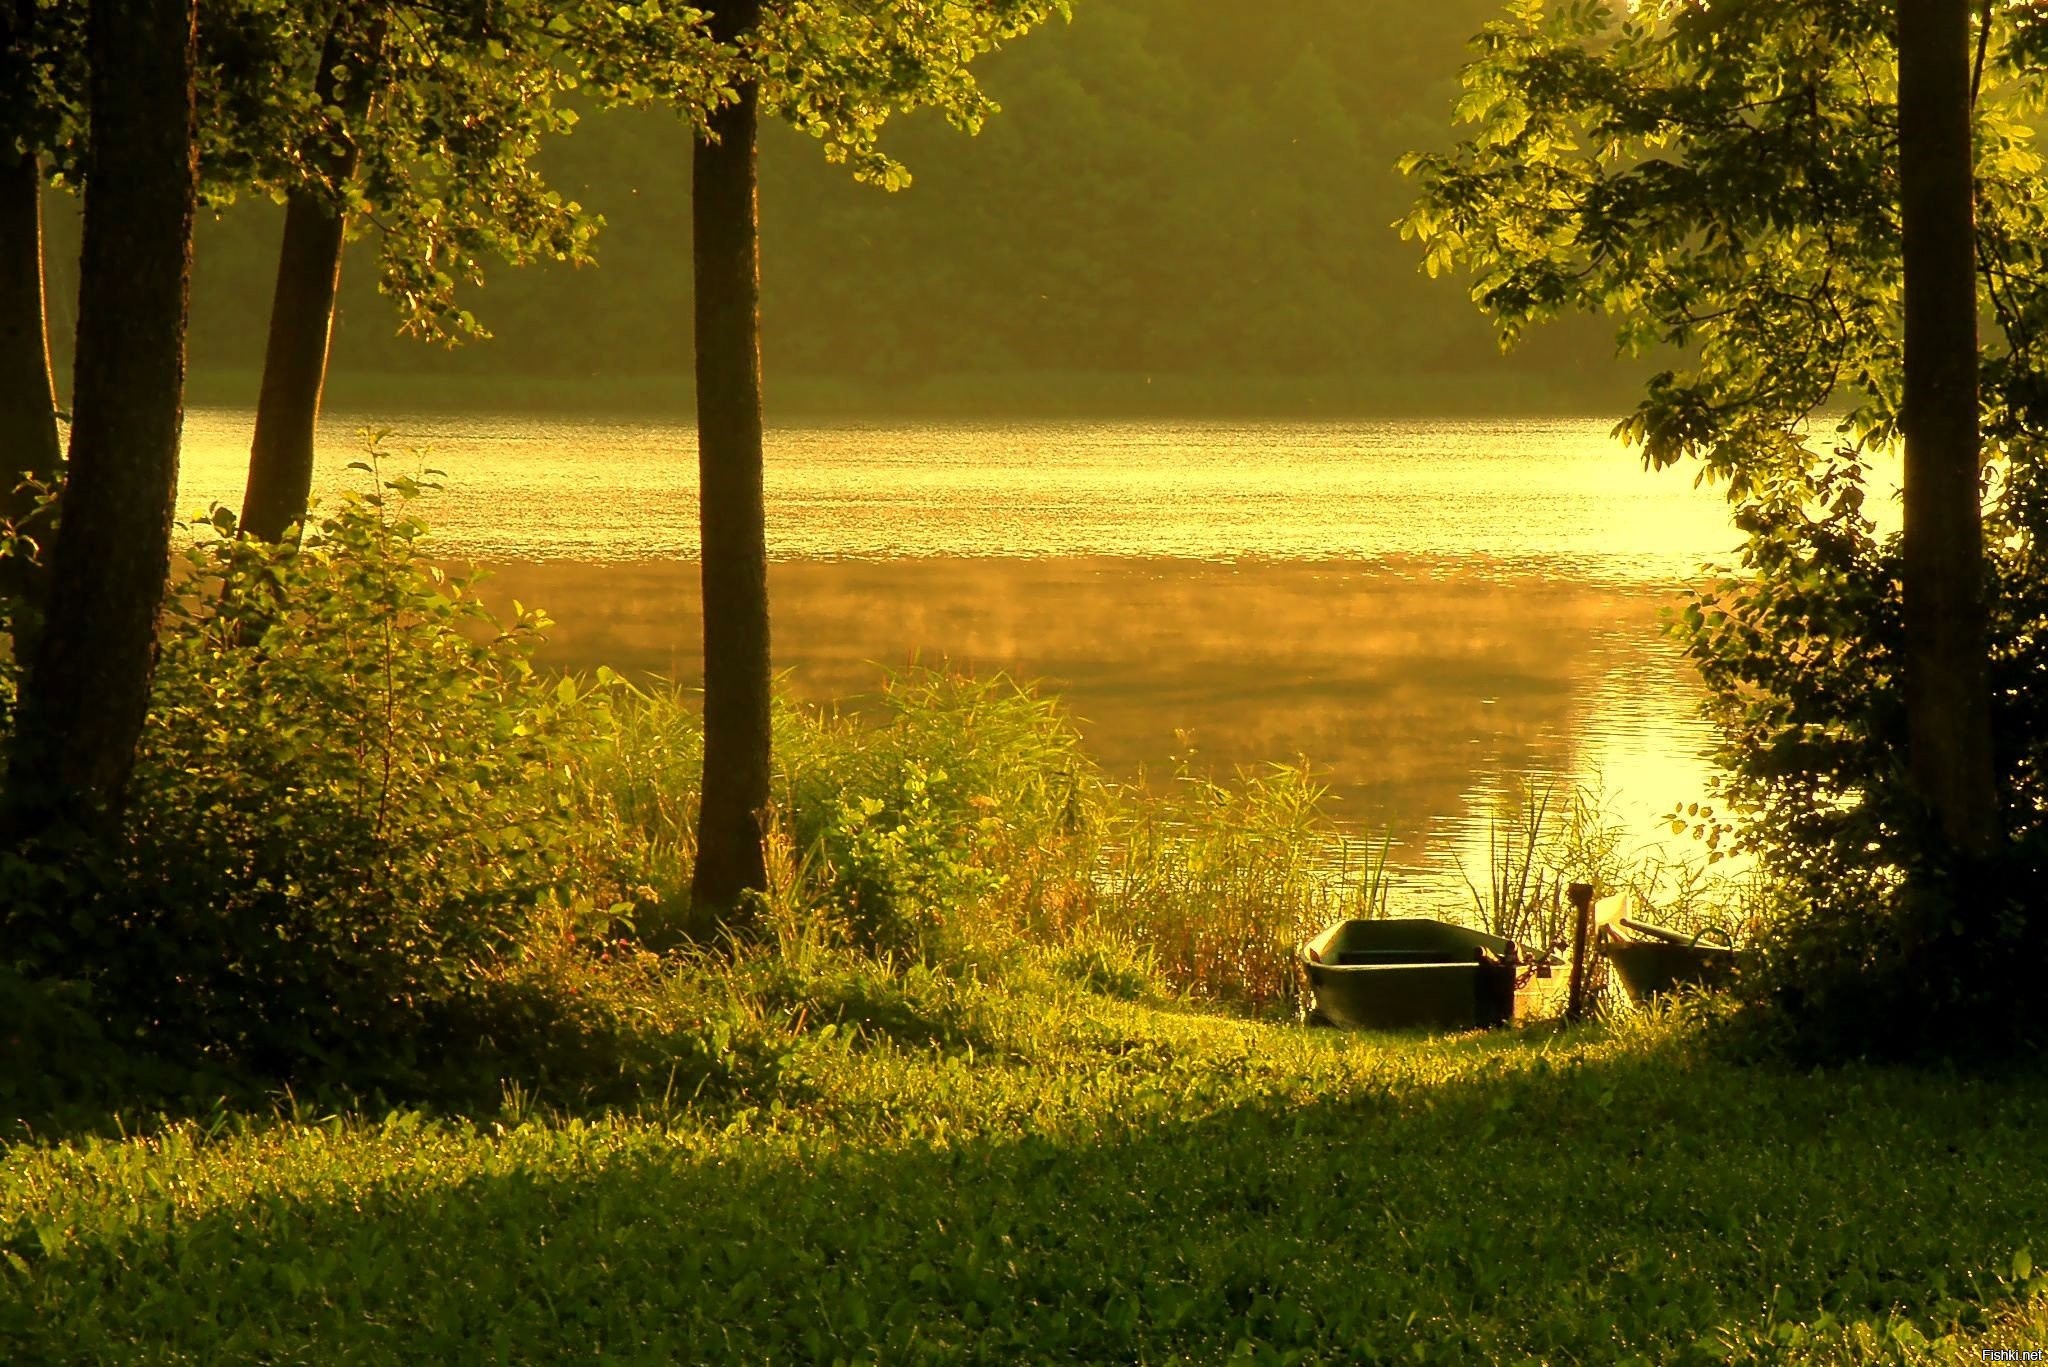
[4, 991, 2046, 1364]
[8, 480, 2044, 1363]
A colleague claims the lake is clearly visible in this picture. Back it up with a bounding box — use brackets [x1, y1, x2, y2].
[176, 409, 1768, 913]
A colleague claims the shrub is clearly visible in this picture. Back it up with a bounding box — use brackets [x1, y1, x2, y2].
[567, 672, 1390, 1016]
[3, 465, 639, 1099]
[772, 671, 1092, 962]
[1678, 458, 2048, 1060]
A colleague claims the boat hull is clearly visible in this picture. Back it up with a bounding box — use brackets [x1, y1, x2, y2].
[1305, 960, 1514, 1030]
[1301, 918, 1559, 1031]
[1601, 939, 1736, 1003]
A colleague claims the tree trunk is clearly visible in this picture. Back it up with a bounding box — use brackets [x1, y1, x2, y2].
[8, 0, 197, 831]
[1897, 0, 2000, 858]
[687, 0, 770, 936]
[0, 152, 62, 658]
[0, 152, 61, 515]
[240, 21, 365, 545]
[239, 189, 348, 543]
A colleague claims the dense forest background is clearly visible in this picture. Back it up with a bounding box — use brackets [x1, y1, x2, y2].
[39, 0, 1639, 416]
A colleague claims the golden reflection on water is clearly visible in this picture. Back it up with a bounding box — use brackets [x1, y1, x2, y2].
[177, 409, 1755, 571]
[173, 408, 1792, 913]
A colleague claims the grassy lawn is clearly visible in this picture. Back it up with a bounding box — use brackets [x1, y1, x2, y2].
[3, 973, 2044, 1365]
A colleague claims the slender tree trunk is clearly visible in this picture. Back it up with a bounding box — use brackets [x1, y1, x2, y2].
[0, 152, 62, 659]
[0, 0, 59, 520]
[1898, 0, 1999, 858]
[687, 0, 770, 935]
[240, 22, 363, 544]
[0, 152, 60, 514]
[7, 0, 197, 831]
[239, 190, 348, 543]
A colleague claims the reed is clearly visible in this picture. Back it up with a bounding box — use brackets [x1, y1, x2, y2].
[1458, 778, 1571, 952]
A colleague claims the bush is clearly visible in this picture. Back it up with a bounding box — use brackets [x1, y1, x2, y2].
[774, 671, 1092, 962]
[3, 467, 641, 1100]
[569, 674, 1392, 1017]
[1678, 453, 2048, 1061]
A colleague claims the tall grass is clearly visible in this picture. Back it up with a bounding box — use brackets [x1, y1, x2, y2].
[1459, 779, 1570, 951]
[559, 669, 1398, 1016]
[1079, 762, 1395, 1016]
[563, 669, 1784, 1020]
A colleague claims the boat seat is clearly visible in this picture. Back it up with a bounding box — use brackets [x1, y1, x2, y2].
[1335, 948, 1484, 966]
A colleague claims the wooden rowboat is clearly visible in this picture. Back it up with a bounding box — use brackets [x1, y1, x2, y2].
[1302, 918, 1563, 1031]
[1598, 917, 1738, 1003]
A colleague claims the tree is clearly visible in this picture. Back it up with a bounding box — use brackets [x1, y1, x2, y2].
[236, 14, 377, 545]
[1898, 0, 1998, 856]
[236, 0, 729, 545]
[0, 0, 313, 568]
[0, 150, 59, 523]
[686, 0, 771, 926]
[8, 0, 197, 829]
[1401, 0, 2048, 1054]
[0, 146, 61, 623]
[683, 0, 1071, 932]
[0, 0, 83, 609]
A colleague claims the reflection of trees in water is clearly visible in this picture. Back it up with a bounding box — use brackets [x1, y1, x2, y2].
[474, 556, 1710, 887]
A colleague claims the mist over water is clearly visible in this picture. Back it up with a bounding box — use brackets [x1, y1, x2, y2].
[178, 408, 1761, 913]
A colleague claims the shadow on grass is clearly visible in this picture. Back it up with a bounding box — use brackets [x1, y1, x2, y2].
[5, 1022, 2046, 1363]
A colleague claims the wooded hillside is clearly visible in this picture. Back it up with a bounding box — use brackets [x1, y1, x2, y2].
[129, 0, 1636, 413]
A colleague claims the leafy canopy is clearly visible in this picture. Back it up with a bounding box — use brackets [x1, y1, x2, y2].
[1401, 0, 2048, 1054]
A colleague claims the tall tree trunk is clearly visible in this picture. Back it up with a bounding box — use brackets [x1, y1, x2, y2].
[0, 152, 61, 514]
[7, 0, 197, 831]
[1898, 0, 1999, 857]
[687, 0, 770, 935]
[240, 21, 364, 544]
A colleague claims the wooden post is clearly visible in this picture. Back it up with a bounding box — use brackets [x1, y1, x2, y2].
[1565, 882, 1596, 1023]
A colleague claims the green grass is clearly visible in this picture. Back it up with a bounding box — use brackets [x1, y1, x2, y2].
[4, 982, 2044, 1364]
[8, 494, 2044, 1362]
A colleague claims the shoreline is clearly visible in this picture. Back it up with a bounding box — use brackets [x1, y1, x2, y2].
[182, 365, 1644, 422]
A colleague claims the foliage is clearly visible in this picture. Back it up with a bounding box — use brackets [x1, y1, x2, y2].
[215, 0, 741, 345]
[1, 463, 642, 1097]
[171, 0, 1622, 410]
[772, 671, 1090, 961]
[243, 0, 1069, 343]
[5, 1003, 2048, 1362]
[562, 668, 1389, 1016]
[1401, 0, 2048, 1057]
[0, 0, 86, 179]
[754, 0, 1072, 189]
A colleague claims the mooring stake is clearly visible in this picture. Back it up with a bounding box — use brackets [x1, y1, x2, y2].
[1565, 881, 1596, 1023]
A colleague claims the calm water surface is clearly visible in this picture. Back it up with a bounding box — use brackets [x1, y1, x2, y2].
[178, 409, 1796, 912]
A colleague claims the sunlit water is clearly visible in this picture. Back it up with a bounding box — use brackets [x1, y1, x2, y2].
[177, 409, 1826, 915]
